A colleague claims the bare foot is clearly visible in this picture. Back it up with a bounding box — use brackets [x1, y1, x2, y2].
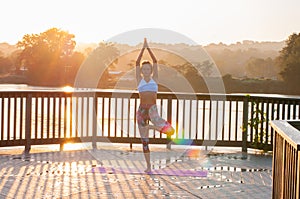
[161, 125, 175, 136]
[144, 168, 152, 173]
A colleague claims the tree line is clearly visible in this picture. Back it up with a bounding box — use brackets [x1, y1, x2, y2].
[0, 27, 299, 94]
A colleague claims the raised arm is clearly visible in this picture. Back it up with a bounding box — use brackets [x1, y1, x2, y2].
[135, 47, 145, 83]
[147, 47, 158, 81]
[145, 39, 158, 81]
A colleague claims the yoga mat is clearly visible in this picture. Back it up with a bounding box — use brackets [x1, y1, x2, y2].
[91, 166, 208, 177]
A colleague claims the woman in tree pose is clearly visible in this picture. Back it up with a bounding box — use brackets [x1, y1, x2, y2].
[135, 38, 175, 172]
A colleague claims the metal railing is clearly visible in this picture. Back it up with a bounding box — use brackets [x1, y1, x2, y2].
[0, 90, 299, 153]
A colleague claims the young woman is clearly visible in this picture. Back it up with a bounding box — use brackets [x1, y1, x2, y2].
[135, 38, 175, 172]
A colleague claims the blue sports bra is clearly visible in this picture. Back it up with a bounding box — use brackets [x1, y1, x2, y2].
[137, 78, 158, 92]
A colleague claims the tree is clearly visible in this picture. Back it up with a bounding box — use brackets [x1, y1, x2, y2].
[194, 60, 214, 77]
[96, 42, 120, 88]
[245, 57, 276, 79]
[276, 33, 300, 91]
[77, 42, 120, 88]
[0, 51, 13, 74]
[61, 51, 85, 85]
[17, 28, 77, 86]
[9, 50, 22, 74]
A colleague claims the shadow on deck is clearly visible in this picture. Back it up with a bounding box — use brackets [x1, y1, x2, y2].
[0, 144, 272, 199]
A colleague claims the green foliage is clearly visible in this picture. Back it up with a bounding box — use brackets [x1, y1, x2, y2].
[16, 28, 80, 86]
[276, 33, 300, 88]
[78, 42, 120, 88]
[96, 42, 120, 88]
[245, 57, 276, 78]
[248, 101, 271, 152]
[194, 60, 214, 77]
[0, 52, 13, 74]
[208, 43, 279, 79]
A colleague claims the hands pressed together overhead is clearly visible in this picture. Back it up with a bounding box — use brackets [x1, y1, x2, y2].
[136, 38, 157, 66]
[143, 38, 149, 49]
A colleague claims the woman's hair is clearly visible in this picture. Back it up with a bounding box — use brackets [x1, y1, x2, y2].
[141, 60, 153, 73]
[141, 60, 151, 66]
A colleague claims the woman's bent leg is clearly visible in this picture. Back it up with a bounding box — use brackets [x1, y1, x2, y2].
[148, 105, 175, 136]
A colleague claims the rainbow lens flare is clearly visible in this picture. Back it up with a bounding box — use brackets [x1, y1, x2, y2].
[171, 138, 193, 145]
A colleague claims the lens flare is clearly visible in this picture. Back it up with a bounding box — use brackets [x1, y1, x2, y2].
[74, 28, 226, 167]
[185, 149, 200, 158]
[170, 129, 194, 145]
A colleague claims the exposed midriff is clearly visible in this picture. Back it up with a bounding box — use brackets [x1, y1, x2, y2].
[139, 91, 157, 105]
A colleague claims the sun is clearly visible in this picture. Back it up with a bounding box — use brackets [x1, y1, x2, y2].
[62, 86, 74, 93]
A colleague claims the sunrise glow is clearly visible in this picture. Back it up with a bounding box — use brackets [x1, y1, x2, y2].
[1, 0, 300, 46]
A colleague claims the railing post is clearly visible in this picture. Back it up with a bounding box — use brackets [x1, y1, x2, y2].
[166, 97, 172, 150]
[24, 93, 32, 155]
[242, 96, 249, 152]
[92, 93, 97, 149]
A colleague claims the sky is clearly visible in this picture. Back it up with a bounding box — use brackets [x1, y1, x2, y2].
[1, 0, 300, 46]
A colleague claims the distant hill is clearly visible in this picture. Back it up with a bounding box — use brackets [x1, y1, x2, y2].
[74, 42, 98, 54]
[0, 43, 18, 56]
[204, 40, 285, 59]
[0, 39, 286, 80]
[1, 40, 285, 59]
[205, 40, 285, 52]
[75, 40, 285, 60]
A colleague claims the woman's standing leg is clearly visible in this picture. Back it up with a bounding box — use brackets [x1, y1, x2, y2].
[140, 128, 151, 172]
[137, 106, 151, 172]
